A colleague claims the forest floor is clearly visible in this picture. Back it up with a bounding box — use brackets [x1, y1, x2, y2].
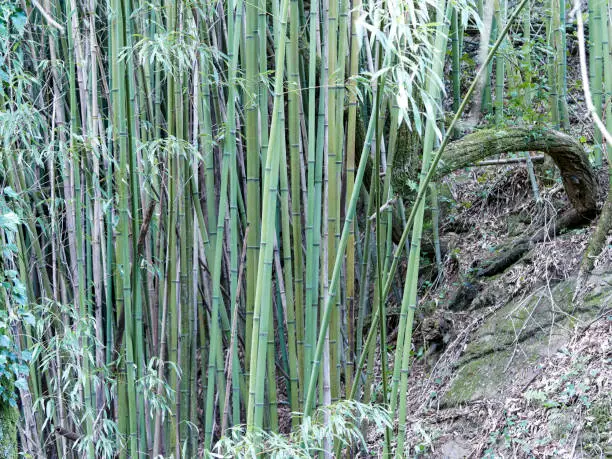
[366, 159, 611, 457]
[360, 40, 612, 457]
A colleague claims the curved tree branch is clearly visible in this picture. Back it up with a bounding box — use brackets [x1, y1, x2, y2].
[393, 126, 598, 217]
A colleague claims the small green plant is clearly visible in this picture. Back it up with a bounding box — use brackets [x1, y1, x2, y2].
[32, 300, 124, 459]
[524, 389, 560, 408]
[0, 299, 32, 408]
[0, 205, 33, 408]
[410, 421, 438, 455]
[212, 400, 391, 458]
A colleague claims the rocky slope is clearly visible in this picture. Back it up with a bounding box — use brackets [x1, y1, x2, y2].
[371, 162, 611, 458]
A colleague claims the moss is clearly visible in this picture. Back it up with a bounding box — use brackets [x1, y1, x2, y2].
[583, 292, 605, 309]
[548, 409, 576, 441]
[582, 274, 608, 309]
[458, 333, 510, 363]
[0, 402, 18, 459]
[553, 281, 576, 313]
[444, 350, 513, 405]
[583, 397, 612, 452]
[444, 276, 612, 408]
[507, 213, 529, 237]
[392, 126, 597, 216]
[391, 122, 421, 199]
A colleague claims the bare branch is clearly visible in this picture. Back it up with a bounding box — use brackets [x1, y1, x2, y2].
[31, 0, 65, 34]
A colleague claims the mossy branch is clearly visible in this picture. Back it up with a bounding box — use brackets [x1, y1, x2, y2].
[393, 126, 597, 217]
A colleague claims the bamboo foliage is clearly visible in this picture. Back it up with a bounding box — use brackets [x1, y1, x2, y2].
[0, 0, 551, 456]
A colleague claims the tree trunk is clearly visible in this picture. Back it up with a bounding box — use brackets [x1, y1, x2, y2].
[0, 403, 18, 458]
[393, 126, 598, 217]
[575, 189, 612, 295]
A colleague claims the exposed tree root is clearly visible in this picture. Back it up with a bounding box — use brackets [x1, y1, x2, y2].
[447, 208, 591, 311]
[390, 126, 602, 312]
[574, 191, 612, 300]
[581, 197, 612, 272]
[477, 209, 590, 278]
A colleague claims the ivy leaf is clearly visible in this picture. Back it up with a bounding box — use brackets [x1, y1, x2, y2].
[21, 312, 34, 326]
[11, 279, 28, 305]
[0, 212, 20, 232]
[14, 377, 28, 391]
[542, 400, 560, 408]
[0, 334, 10, 347]
[3, 187, 18, 199]
[10, 11, 27, 36]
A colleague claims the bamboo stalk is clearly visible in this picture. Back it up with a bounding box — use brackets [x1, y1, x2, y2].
[350, 0, 530, 409]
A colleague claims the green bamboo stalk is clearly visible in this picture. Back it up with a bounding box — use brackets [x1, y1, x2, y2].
[205, 0, 244, 447]
[391, 3, 451, 455]
[430, 183, 443, 275]
[373, 65, 392, 454]
[482, 3, 496, 115]
[245, 0, 260, 376]
[345, 0, 362, 392]
[324, 0, 341, 403]
[246, 0, 290, 432]
[111, 0, 140, 443]
[451, 7, 462, 114]
[495, 0, 506, 124]
[355, 191, 373, 384]
[350, 0, 530, 409]
[334, 0, 349, 392]
[605, 0, 612, 144]
[121, 1, 147, 451]
[304, 52, 382, 416]
[521, 0, 541, 201]
[558, 0, 570, 129]
[279, 135, 301, 420]
[549, 0, 561, 128]
[66, 6, 95, 456]
[590, 0, 604, 165]
[288, 0, 305, 405]
[303, 0, 322, 399]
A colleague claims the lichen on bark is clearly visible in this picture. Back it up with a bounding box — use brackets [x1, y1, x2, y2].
[0, 402, 18, 458]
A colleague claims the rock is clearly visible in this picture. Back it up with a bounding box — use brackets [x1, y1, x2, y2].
[438, 438, 472, 458]
[447, 281, 481, 311]
[442, 272, 610, 407]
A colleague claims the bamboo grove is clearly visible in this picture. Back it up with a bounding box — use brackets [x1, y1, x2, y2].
[0, 0, 610, 457]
